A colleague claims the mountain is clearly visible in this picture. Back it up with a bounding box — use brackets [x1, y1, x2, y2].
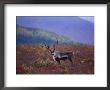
[16, 16, 94, 45]
[16, 25, 76, 45]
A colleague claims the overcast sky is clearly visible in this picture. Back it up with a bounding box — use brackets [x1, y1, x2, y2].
[79, 16, 94, 23]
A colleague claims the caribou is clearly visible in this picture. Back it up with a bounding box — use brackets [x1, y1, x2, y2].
[44, 43, 75, 64]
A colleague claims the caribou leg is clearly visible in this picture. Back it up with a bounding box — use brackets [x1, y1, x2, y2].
[55, 57, 60, 64]
[56, 60, 61, 64]
[68, 57, 73, 65]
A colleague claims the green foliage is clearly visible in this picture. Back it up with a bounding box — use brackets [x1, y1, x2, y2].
[17, 26, 75, 44]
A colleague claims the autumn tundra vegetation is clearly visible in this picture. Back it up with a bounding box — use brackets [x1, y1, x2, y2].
[16, 44, 94, 74]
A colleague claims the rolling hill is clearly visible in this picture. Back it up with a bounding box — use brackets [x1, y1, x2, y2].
[16, 25, 76, 45]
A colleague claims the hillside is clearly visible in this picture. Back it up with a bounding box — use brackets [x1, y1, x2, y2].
[17, 16, 94, 45]
[16, 25, 76, 45]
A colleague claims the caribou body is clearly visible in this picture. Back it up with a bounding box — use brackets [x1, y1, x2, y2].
[45, 44, 74, 64]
